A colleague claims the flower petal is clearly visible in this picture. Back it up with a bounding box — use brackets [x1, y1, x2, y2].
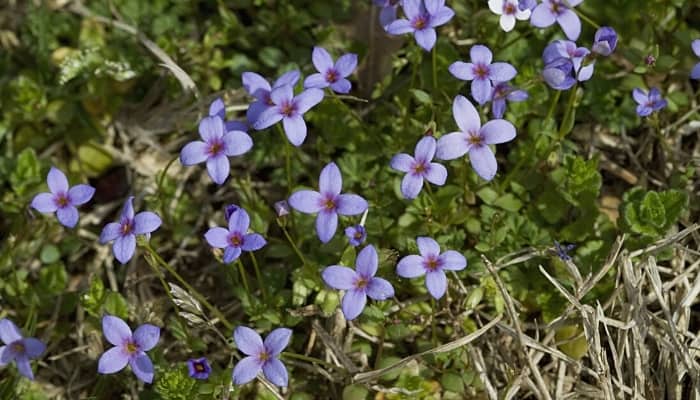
[691, 63, 700, 80]
[227, 120, 249, 132]
[401, 173, 424, 199]
[295, 88, 325, 114]
[386, 19, 414, 35]
[436, 132, 470, 160]
[205, 227, 230, 248]
[15, 355, 34, 380]
[449, 61, 475, 81]
[397, 255, 426, 277]
[470, 45, 493, 65]
[440, 250, 467, 271]
[414, 28, 437, 51]
[273, 70, 301, 88]
[452, 95, 481, 133]
[242, 233, 266, 252]
[253, 106, 284, 130]
[264, 328, 292, 356]
[56, 206, 79, 228]
[469, 145, 498, 181]
[113, 234, 136, 264]
[390, 153, 415, 173]
[270, 85, 294, 105]
[414, 136, 436, 161]
[322, 266, 357, 290]
[206, 155, 230, 185]
[488, 0, 504, 14]
[429, 7, 454, 27]
[100, 222, 122, 244]
[199, 116, 224, 141]
[102, 315, 132, 346]
[0, 346, 13, 366]
[242, 72, 271, 99]
[121, 196, 135, 220]
[98, 347, 129, 374]
[403, 0, 421, 18]
[262, 358, 288, 387]
[335, 53, 358, 77]
[693, 40, 700, 58]
[232, 356, 263, 385]
[133, 324, 160, 352]
[319, 162, 342, 196]
[489, 62, 517, 81]
[530, 3, 555, 27]
[234, 326, 264, 356]
[304, 73, 328, 89]
[31, 193, 58, 213]
[228, 207, 250, 233]
[556, 9, 581, 40]
[424, 0, 443, 15]
[417, 237, 440, 257]
[424, 163, 447, 185]
[130, 352, 154, 383]
[341, 289, 367, 320]
[316, 210, 338, 243]
[632, 88, 648, 105]
[22, 338, 45, 359]
[282, 115, 307, 146]
[379, 4, 398, 28]
[426, 271, 447, 299]
[223, 131, 253, 157]
[180, 141, 208, 165]
[481, 119, 516, 144]
[223, 246, 242, 263]
[356, 245, 378, 277]
[133, 212, 161, 235]
[336, 194, 368, 215]
[0, 319, 23, 344]
[471, 78, 492, 105]
[367, 277, 395, 300]
[47, 167, 69, 193]
[288, 190, 323, 213]
[499, 14, 516, 32]
[492, 98, 506, 118]
[209, 98, 226, 119]
[312, 46, 334, 73]
[67, 184, 95, 206]
[330, 78, 352, 94]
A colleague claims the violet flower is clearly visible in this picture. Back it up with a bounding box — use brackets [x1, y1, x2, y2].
[242, 70, 300, 125]
[97, 315, 160, 384]
[491, 81, 528, 118]
[692, 39, 700, 80]
[449, 45, 517, 105]
[322, 245, 395, 320]
[0, 318, 46, 380]
[530, 0, 583, 41]
[488, 0, 531, 32]
[542, 40, 594, 90]
[390, 136, 447, 199]
[345, 225, 367, 247]
[374, 0, 403, 29]
[396, 237, 467, 299]
[552, 241, 576, 261]
[30, 167, 95, 228]
[304, 47, 358, 94]
[288, 162, 368, 243]
[386, 0, 455, 51]
[180, 115, 253, 185]
[224, 204, 240, 221]
[99, 196, 162, 264]
[592, 26, 618, 57]
[632, 88, 667, 117]
[436, 95, 516, 181]
[252, 85, 324, 146]
[187, 357, 211, 380]
[208, 97, 249, 132]
[232, 326, 291, 387]
[205, 207, 266, 264]
[274, 200, 291, 217]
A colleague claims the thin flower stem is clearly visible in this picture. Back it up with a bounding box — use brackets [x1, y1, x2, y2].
[281, 352, 342, 371]
[142, 243, 233, 330]
[432, 46, 438, 90]
[572, 8, 600, 29]
[236, 259, 251, 296]
[557, 86, 578, 139]
[330, 90, 364, 123]
[249, 252, 268, 302]
[278, 218, 307, 266]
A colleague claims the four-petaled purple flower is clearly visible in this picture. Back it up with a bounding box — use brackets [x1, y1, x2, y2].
[205, 207, 266, 264]
[530, 0, 583, 41]
[396, 237, 467, 299]
[491, 81, 528, 118]
[0, 318, 46, 380]
[252, 85, 324, 146]
[322, 245, 395, 320]
[187, 357, 212, 380]
[243, 70, 301, 126]
[97, 315, 160, 384]
[99, 196, 162, 264]
[288, 162, 368, 243]
[488, 0, 531, 32]
[374, 0, 403, 29]
[390, 136, 447, 199]
[31, 167, 95, 228]
[436, 95, 516, 181]
[449, 45, 517, 105]
[180, 115, 253, 185]
[232, 326, 291, 387]
[691, 39, 700, 80]
[542, 40, 594, 90]
[386, 0, 455, 51]
[345, 225, 367, 247]
[592, 27, 618, 57]
[304, 47, 358, 94]
[632, 87, 667, 117]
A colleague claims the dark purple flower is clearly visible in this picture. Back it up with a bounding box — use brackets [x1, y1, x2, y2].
[345, 225, 367, 247]
[519, 0, 537, 11]
[180, 115, 253, 185]
[99, 196, 162, 264]
[396, 237, 467, 299]
[0, 318, 46, 380]
[436, 95, 516, 181]
[242, 70, 300, 125]
[488, 0, 531, 32]
[374, 0, 403, 28]
[491, 81, 528, 118]
[530, 0, 582, 40]
[252, 85, 324, 146]
[274, 200, 291, 217]
[322, 245, 394, 320]
[288, 162, 368, 243]
[187, 357, 211, 380]
[542, 58, 577, 90]
[304, 47, 358, 94]
[97, 315, 160, 383]
[205, 207, 266, 264]
[552, 240, 576, 261]
[390, 136, 447, 199]
[692, 40, 700, 80]
[632, 87, 667, 117]
[592, 26, 618, 56]
[232, 327, 291, 387]
[30, 167, 95, 228]
[224, 204, 240, 221]
[386, 0, 455, 51]
[449, 45, 517, 105]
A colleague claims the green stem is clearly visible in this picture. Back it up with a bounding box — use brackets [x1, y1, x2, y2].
[545, 90, 562, 122]
[250, 252, 268, 302]
[557, 86, 578, 140]
[278, 218, 307, 266]
[281, 352, 342, 371]
[431, 46, 438, 90]
[142, 243, 233, 330]
[572, 7, 600, 29]
[236, 259, 251, 296]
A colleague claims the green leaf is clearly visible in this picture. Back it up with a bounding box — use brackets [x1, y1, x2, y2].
[658, 189, 688, 227]
[441, 372, 464, 393]
[640, 191, 666, 228]
[103, 291, 129, 319]
[10, 148, 41, 196]
[410, 89, 432, 104]
[40, 244, 60, 264]
[494, 193, 522, 212]
[342, 384, 369, 400]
